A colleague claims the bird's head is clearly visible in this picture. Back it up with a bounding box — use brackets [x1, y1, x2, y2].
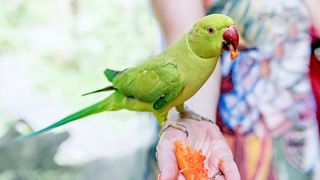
[188, 14, 239, 60]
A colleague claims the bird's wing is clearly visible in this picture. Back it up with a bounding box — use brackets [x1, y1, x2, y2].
[112, 61, 184, 110]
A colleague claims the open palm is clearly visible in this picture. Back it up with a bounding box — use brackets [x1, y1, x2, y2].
[157, 117, 240, 180]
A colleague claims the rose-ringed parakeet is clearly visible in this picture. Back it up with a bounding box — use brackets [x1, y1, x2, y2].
[16, 14, 239, 140]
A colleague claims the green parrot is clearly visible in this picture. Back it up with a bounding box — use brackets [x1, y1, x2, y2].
[16, 14, 239, 140]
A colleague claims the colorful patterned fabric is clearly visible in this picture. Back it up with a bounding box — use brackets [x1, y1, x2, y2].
[206, 0, 319, 179]
[310, 28, 320, 135]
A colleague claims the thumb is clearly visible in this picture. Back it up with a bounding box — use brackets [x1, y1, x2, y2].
[157, 139, 180, 180]
[157, 137, 180, 180]
[158, 172, 185, 180]
[158, 167, 179, 180]
[157, 129, 187, 180]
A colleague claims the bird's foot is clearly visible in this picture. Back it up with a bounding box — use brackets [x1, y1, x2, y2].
[180, 110, 214, 124]
[160, 120, 188, 137]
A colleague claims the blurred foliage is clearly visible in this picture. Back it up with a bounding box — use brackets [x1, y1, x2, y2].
[0, 0, 158, 131]
[0, 0, 159, 179]
[0, 0, 158, 99]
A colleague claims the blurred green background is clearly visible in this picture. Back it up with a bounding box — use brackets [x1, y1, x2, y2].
[0, 0, 160, 179]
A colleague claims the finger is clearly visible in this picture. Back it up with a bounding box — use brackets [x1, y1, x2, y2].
[207, 139, 233, 168]
[207, 125, 235, 175]
[206, 122, 225, 140]
[201, 140, 211, 157]
[177, 173, 186, 180]
[157, 127, 187, 180]
[218, 159, 240, 180]
[158, 173, 186, 180]
[210, 170, 225, 180]
[207, 164, 220, 178]
[215, 175, 226, 180]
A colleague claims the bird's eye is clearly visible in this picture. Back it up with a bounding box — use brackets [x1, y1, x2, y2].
[207, 28, 215, 34]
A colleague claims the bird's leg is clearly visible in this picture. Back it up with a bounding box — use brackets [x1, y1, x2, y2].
[181, 111, 213, 123]
[175, 104, 185, 114]
[156, 111, 188, 137]
[176, 104, 213, 123]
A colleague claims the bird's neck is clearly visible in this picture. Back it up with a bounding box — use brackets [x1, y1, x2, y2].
[167, 35, 219, 85]
[176, 35, 218, 72]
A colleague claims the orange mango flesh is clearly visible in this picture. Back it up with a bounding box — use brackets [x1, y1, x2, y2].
[229, 44, 239, 61]
[174, 141, 211, 180]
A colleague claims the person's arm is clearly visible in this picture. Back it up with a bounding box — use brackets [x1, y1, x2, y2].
[305, 0, 320, 32]
[152, 1, 240, 179]
[151, 0, 205, 44]
[151, 0, 221, 120]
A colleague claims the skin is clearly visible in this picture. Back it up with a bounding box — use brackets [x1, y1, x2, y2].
[153, 0, 318, 179]
[151, 0, 220, 119]
[304, 0, 320, 32]
[152, 1, 240, 179]
[157, 117, 240, 180]
[16, 14, 235, 140]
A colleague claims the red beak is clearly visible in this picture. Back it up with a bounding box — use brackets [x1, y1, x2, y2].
[223, 26, 239, 60]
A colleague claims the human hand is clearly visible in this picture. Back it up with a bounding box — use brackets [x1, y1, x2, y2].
[157, 117, 240, 180]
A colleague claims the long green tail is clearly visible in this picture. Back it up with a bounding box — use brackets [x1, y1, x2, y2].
[15, 92, 121, 141]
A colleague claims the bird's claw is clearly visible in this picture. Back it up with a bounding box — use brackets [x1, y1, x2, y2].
[160, 120, 188, 137]
[180, 111, 214, 124]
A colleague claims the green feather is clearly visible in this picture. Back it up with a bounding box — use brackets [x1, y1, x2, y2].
[82, 86, 115, 96]
[104, 68, 121, 82]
